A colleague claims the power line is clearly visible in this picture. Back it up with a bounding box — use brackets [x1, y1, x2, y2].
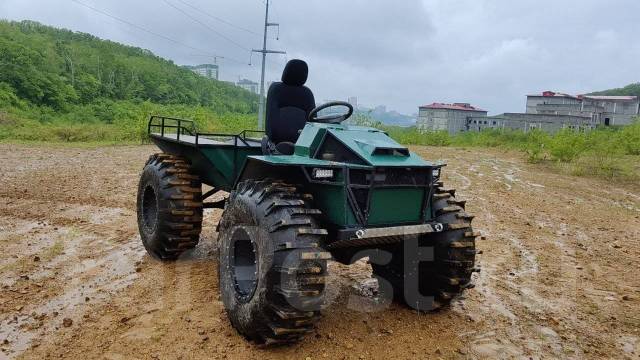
[161, 0, 252, 53]
[175, 0, 261, 37]
[70, 0, 211, 55]
[69, 0, 246, 64]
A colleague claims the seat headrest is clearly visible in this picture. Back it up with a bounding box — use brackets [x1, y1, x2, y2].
[281, 59, 308, 86]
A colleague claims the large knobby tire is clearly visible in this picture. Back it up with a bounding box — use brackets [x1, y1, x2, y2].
[218, 180, 329, 345]
[372, 183, 478, 311]
[136, 153, 203, 260]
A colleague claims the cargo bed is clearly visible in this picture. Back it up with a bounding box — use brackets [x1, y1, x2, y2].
[147, 115, 263, 191]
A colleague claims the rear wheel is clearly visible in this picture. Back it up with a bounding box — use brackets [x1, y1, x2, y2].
[372, 183, 478, 311]
[136, 153, 203, 260]
[218, 180, 329, 345]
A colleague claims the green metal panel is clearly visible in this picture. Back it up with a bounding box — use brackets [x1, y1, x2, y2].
[240, 156, 430, 228]
[294, 125, 326, 157]
[367, 188, 425, 225]
[246, 122, 437, 169]
[328, 127, 429, 167]
[237, 158, 361, 228]
[201, 146, 262, 190]
[306, 184, 358, 227]
[285, 122, 433, 167]
[247, 154, 371, 169]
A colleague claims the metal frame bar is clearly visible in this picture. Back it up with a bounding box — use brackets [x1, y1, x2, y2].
[202, 188, 220, 200]
[298, 162, 440, 229]
[147, 115, 264, 150]
[344, 166, 437, 227]
[202, 198, 226, 209]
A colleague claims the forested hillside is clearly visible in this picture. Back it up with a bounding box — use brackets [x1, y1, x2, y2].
[0, 20, 258, 142]
[589, 83, 640, 97]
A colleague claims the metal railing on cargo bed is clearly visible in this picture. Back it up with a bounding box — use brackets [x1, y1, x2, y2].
[148, 115, 263, 147]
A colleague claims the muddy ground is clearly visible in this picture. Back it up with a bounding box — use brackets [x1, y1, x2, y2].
[0, 143, 638, 360]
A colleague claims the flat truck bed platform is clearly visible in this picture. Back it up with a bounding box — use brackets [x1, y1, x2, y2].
[147, 115, 263, 191]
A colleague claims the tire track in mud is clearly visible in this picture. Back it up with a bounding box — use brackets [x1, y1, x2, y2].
[445, 155, 593, 358]
[0, 193, 145, 357]
[450, 153, 639, 358]
[439, 160, 531, 355]
[450, 170, 472, 190]
[460, 204, 537, 357]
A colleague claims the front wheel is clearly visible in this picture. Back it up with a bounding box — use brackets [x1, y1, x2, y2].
[218, 180, 330, 345]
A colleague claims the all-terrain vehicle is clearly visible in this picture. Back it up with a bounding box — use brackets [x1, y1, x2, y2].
[136, 59, 478, 345]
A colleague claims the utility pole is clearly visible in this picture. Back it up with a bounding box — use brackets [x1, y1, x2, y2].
[253, 0, 285, 130]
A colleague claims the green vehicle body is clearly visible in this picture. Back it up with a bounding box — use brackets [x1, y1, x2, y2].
[149, 116, 444, 251]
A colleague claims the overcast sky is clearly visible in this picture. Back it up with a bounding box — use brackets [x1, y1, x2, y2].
[2, 0, 639, 114]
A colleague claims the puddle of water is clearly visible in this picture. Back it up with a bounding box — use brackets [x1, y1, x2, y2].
[1, 226, 88, 287]
[0, 219, 56, 270]
[0, 240, 145, 357]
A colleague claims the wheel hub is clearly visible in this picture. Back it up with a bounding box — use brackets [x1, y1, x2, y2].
[230, 228, 258, 302]
[141, 185, 158, 232]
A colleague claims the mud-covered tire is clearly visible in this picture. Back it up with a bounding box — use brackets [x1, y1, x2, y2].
[136, 153, 203, 260]
[372, 183, 477, 311]
[218, 180, 329, 345]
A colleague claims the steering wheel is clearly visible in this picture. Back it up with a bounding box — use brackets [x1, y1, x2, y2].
[308, 101, 354, 124]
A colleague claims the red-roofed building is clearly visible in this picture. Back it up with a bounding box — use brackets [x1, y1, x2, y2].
[421, 103, 487, 112]
[418, 102, 488, 134]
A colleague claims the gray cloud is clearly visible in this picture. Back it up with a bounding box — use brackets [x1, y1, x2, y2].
[1, 0, 639, 115]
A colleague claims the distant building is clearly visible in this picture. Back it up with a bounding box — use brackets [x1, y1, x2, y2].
[187, 64, 219, 80]
[526, 91, 640, 126]
[417, 103, 488, 134]
[526, 91, 583, 114]
[467, 113, 598, 133]
[237, 79, 259, 94]
[419, 91, 639, 136]
[581, 95, 639, 126]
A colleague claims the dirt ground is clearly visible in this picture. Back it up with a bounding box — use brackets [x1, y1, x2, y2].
[0, 143, 638, 360]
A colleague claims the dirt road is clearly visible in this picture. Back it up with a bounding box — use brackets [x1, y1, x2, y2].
[0, 144, 638, 359]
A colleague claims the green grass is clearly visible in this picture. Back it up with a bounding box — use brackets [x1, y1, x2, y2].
[0, 100, 256, 144]
[381, 121, 640, 182]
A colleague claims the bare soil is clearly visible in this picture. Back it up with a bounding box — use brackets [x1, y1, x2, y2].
[0, 143, 638, 360]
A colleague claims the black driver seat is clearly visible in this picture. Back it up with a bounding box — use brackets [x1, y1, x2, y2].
[264, 59, 315, 155]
